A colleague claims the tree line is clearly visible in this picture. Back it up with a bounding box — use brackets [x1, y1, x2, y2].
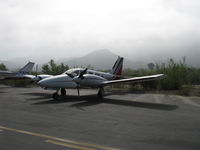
[1, 58, 200, 96]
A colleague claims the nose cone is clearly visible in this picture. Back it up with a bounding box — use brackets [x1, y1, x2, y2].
[38, 78, 50, 87]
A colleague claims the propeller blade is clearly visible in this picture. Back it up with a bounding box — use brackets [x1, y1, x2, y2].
[78, 68, 88, 79]
[77, 88, 80, 96]
[66, 72, 74, 78]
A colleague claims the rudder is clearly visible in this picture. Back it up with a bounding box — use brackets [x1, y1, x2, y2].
[110, 56, 123, 76]
[18, 62, 35, 74]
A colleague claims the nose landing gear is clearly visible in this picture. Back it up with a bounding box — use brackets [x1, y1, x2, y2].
[52, 88, 66, 100]
[52, 92, 59, 100]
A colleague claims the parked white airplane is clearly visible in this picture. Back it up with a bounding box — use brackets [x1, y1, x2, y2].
[38, 57, 123, 98]
[31, 57, 123, 84]
[38, 57, 166, 100]
[0, 62, 35, 80]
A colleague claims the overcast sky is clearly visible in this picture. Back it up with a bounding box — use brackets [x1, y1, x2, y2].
[0, 0, 200, 64]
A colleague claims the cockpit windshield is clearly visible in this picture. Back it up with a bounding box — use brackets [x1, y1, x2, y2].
[64, 68, 84, 77]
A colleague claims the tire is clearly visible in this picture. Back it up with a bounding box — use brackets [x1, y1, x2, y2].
[52, 93, 59, 100]
[61, 88, 66, 96]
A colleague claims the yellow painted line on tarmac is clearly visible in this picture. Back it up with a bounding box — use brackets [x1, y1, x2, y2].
[0, 125, 120, 150]
[46, 140, 95, 150]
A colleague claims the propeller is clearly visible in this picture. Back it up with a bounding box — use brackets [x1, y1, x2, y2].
[65, 72, 74, 78]
[71, 68, 88, 96]
[77, 86, 80, 96]
[34, 64, 40, 82]
[31, 64, 42, 83]
[30, 64, 38, 83]
[78, 68, 88, 79]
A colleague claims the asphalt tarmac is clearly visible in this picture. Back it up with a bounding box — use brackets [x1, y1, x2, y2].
[0, 84, 200, 150]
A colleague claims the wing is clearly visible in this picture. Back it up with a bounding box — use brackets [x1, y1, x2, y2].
[21, 74, 35, 79]
[102, 74, 166, 86]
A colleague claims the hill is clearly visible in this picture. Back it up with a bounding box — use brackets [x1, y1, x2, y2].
[0, 49, 146, 71]
[57, 49, 146, 70]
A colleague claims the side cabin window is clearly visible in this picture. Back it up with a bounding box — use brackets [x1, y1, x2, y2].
[65, 69, 83, 76]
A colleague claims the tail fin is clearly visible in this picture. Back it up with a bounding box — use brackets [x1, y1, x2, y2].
[18, 62, 35, 74]
[110, 56, 123, 76]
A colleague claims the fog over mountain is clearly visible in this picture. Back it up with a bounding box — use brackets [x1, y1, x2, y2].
[57, 49, 146, 70]
[0, 49, 146, 70]
[0, 0, 200, 68]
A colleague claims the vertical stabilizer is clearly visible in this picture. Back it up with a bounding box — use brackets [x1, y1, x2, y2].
[18, 62, 35, 74]
[110, 57, 123, 76]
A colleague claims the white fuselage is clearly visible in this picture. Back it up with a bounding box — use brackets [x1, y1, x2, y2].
[38, 68, 111, 89]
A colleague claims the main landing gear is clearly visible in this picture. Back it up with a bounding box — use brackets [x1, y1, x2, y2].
[97, 88, 104, 99]
[52, 88, 104, 100]
[61, 88, 66, 96]
[52, 88, 66, 100]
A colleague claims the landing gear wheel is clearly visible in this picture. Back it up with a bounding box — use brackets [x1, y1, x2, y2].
[53, 92, 59, 100]
[61, 88, 66, 96]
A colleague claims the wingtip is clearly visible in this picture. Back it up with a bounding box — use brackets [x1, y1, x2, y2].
[160, 74, 167, 79]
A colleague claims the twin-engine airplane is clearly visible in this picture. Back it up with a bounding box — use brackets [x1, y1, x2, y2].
[38, 57, 166, 100]
[0, 62, 35, 80]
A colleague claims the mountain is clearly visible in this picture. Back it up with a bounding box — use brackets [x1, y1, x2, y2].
[0, 49, 146, 71]
[0, 57, 37, 71]
[58, 49, 146, 70]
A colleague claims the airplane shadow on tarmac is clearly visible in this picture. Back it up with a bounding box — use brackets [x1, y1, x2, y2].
[0, 85, 13, 93]
[20, 92, 53, 100]
[25, 92, 178, 111]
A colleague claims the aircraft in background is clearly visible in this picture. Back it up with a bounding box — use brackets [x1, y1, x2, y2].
[38, 57, 166, 100]
[0, 62, 35, 80]
[29, 65, 53, 83]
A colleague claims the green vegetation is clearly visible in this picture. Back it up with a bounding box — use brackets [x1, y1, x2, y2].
[42, 59, 69, 75]
[0, 63, 7, 71]
[122, 57, 200, 96]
